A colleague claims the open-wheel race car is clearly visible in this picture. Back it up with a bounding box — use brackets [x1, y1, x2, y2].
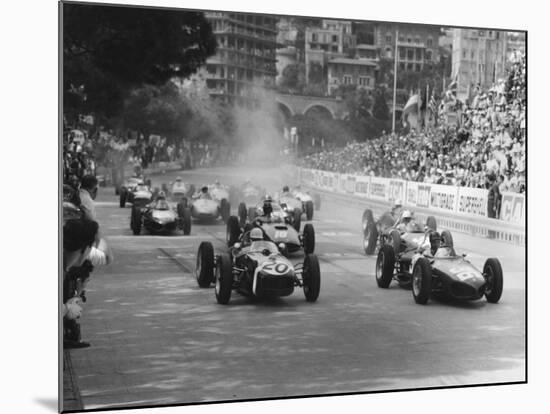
[361, 205, 437, 255]
[176, 185, 231, 223]
[130, 195, 192, 235]
[161, 177, 195, 202]
[375, 227, 504, 305]
[119, 178, 153, 208]
[229, 199, 315, 256]
[237, 199, 302, 234]
[194, 227, 321, 304]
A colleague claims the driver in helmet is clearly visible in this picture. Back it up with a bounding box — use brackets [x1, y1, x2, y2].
[395, 210, 414, 233]
[255, 197, 275, 223]
[195, 186, 212, 200]
[153, 191, 169, 210]
[248, 227, 277, 255]
[391, 199, 404, 220]
[281, 185, 291, 197]
[416, 231, 442, 257]
[213, 179, 223, 189]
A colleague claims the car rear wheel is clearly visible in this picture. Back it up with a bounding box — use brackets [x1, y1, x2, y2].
[195, 242, 214, 287]
[293, 208, 302, 232]
[181, 207, 192, 235]
[119, 189, 127, 208]
[215, 253, 233, 304]
[362, 209, 374, 232]
[220, 199, 230, 223]
[305, 200, 314, 221]
[426, 216, 437, 231]
[303, 254, 321, 302]
[363, 222, 378, 255]
[484, 258, 503, 303]
[412, 257, 432, 304]
[238, 202, 247, 227]
[226, 216, 241, 247]
[390, 229, 402, 254]
[375, 245, 395, 288]
[303, 223, 315, 254]
[131, 206, 141, 235]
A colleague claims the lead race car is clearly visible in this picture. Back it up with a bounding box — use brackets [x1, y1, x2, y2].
[130, 193, 191, 235]
[194, 227, 321, 304]
[375, 221, 504, 305]
[230, 198, 315, 256]
[361, 201, 437, 255]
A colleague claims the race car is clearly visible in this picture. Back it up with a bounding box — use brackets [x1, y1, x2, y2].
[161, 178, 195, 202]
[180, 186, 231, 223]
[277, 186, 320, 222]
[194, 227, 321, 304]
[229, 202, 315, 255]
[119, 179, 153, 208]
[375, 228, 503, 305]
[361, 206, 437, 255]
[130, 195, 191, 235]
[238, 199, 302, 233]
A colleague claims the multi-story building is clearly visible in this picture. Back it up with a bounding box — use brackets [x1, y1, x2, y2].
[506, 31, 526, 66]
[451, 28, 508, 100]
[327, 58, 377, 95]
[373, 23, 441, 71]
[304, 20, 356, 86]
[203, 12, 279, 106]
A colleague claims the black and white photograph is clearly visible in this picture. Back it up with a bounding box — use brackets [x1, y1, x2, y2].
[4, 0, 545, 413]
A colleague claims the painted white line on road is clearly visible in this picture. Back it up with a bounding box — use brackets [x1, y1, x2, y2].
[96, 201, 120, 206]
[320, 232, 355, 237]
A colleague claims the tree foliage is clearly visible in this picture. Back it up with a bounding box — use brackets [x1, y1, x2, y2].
[372, 87, 390, 120]
[63, 3, 217, 121]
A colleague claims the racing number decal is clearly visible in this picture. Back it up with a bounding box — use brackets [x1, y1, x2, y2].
[274, 230, 288, 239]
[450, 267, 478, 282]
[262, 262, 289, 275]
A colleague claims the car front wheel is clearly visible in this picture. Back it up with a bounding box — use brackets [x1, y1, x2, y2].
[412, 257, 432, 304]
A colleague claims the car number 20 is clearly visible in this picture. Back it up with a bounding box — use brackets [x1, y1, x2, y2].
[262, 262, 289, 275]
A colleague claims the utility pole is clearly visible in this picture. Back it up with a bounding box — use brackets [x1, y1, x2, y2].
[391, 28, 399, 134]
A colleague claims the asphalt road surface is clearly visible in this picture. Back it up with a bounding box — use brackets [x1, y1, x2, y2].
[65, 166, 526, 411]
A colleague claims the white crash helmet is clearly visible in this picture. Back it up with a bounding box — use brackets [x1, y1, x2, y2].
[250, 227, 263, 241]
[402, 210, 413, 219]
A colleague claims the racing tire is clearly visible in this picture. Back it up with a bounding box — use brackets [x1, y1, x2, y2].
[305, 200, 314, 221]
[483, 258, 503, 303]
[390, 229, 402, 254]
[238, 202, 247, 227]
[375, 245, 395, 288]
[195, 242, 215, 288]
[248, 206, 257, 221]
[119, 190, 127, 208]
[362, 209, 374, 232]
[182, 208, 192, 235]
[131, 206, 141, 235]
[220, 199, 230, 223]
[303, 223, 315, 254]
[293, 209, 302, 232]
[440, 230, 455, 255]
[303, 254, 321, 302]
[161, 183, 169, 195]
[226, 216, 241, 247]
[215, 253, 233, 305]
[363, 222, 378, 255]
[426, 216, 437, 231]
[412, 257, 432, 305]
[313, 193, 321, 211]
[179, 197, 188, 209]
[145, 179, 152, 188]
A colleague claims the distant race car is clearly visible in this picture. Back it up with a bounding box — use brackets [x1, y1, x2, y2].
[194, 228, 321, 304]
[130, 197, 191, 235]
[161, 179, 195, 203]
[291, 187, 321, 220]
[179, 186, 231, 223]
[228, 202, 315, 255]
[375, 227, 504, 305]
[361, 207, 437, 255]
[237, 199, 302, 233]
[117, 175, 151, 196]
[120, 179, 153, 208]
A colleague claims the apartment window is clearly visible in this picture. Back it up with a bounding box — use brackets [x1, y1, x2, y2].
[332, 46, 338, 52]
[400, 62, 406, 70]
[415, 63, 421, 72]
[479, 30, 485, 36]
[427, 37, 433, 47]
[463, 49, 467, 59]
[332, 35, 338, 42]
[359, 76, 369, 86]
[407, 63, 413, 70]
[426, 49, 432, 61]
[343, 75, 353, 85]
[407, 49, 414, 60]
[400, 48, 406, 59]
[416, 49, 422, 60]
[415, 37, 421, 44]
[407, 37, 412, 43]
[471, 50, 475, 59]
[386, 33, 392, 43]
[312, 33, 318, 42]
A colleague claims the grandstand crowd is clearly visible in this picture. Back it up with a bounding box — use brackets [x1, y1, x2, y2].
[300, 54, 526, 194]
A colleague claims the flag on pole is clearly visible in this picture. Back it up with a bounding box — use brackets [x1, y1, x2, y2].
[402, 94, 421, 126]
[447, 74, 458, 96]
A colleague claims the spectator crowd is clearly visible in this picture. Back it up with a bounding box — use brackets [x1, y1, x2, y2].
[299, 54, 526, 194]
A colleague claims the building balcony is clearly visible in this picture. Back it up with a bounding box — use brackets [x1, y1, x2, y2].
[397, 41, 426, 48]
